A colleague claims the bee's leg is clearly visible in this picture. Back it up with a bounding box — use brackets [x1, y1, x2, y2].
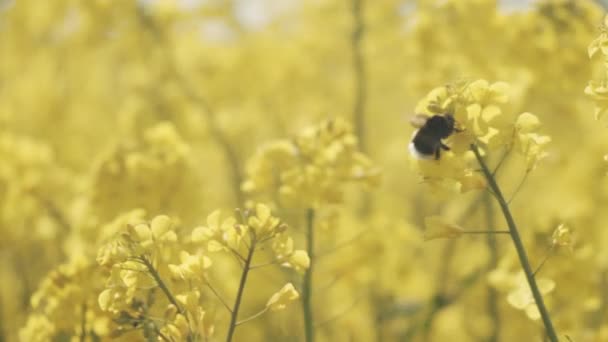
[440, 142, 450, 151]
[435, 148, 441, 160]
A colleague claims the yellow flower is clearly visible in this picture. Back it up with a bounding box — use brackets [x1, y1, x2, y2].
[588, 15, 608, 58]
[248, 203, 281, 239]
[286, 250, 311, 273]
[19, 315, 55, 342]
[552, 224, 573, 249]
[163, 313, 190, 341]
[506, 272, 555, 321]
[585, 80, 608, 120]
[176, 290, 201, 314]
[266, 283, 300, 311]
[127, 215, 177, 252]
[412, 80, 550, 192]
[271, 233, 310, 273]
[97, 289, 114, 312]
[96, 237, 130, 266]
[459, 170, 487, 191]
[192, 210, 242, 252]
[242, 118, 379, 208]
[168, 251, 212, 281]
[515, 112, 541, 132]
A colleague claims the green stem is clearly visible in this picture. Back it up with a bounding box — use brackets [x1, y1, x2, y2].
[80, 304, 87, 342]
[471, 144, 558, 342]
[141, 257, 184, 315]
[236, 307, 269, 326]
[226, 237, 256, 342]
[206, 282, 232, 313]
[462, 230, 510, 235]
[351, 0, 367, 152]
[533, 245, 555, 277]
[0, 295, 4, 342]
[484, 194, 501, 342]
[302, 208, 316, 342]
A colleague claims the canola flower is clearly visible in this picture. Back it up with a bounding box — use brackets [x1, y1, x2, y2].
[410, 80, 550, 194]
[587, 15, 608, 120]
[412, 79, 557, 340]
[242, 118, 380, 209]
[242, 118, 379, 342]
[94, 205, 307, 341]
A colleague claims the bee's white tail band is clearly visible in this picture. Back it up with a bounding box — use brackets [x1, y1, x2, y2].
[408, 141, 435, 160]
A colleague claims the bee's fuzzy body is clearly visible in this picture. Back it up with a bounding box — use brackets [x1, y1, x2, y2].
[409, 114, 458, 160]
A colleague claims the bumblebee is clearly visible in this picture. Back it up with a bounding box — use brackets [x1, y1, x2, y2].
[408, 113, 462, 160]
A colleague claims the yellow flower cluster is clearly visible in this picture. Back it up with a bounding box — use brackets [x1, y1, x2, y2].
[0, 131, 71, 243]
[242, 118, 380, 208]
[191, 204, 310, 273]
[586, 15, 608, 120]
[95, 204, 306, 340]
[412, 80, 551, 193]
[90, 122, 198, 222]
[20, 257, 112, 342]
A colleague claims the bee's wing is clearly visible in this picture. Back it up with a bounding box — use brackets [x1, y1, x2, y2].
[409, 114, 430, 128]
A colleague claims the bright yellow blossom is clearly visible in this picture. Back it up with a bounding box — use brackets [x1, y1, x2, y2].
[266, 283, 300, 312]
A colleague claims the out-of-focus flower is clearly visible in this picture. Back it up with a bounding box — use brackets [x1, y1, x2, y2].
[128, 215, 178, 251]
[587, 15, 608, 120]
[272, 234, 310, 273]
[266, 283, 300, 311]
[191, 210, 243, 252]
[242, 118, 380, 208]
[506, 272, 556, 321]
[552, 223, 573, 250]
[248, 203, 282, 239]
[169, 251, 212, 281]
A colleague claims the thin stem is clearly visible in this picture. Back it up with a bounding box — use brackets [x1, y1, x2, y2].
[250, 260, 280, 270]
[484, 193, 501, 342]
[225, 236, 256, 342]
[507, 170, 530, 204]
[351, 0, 367, 151]
[206, 282, 233, 313]
[236, 307, 268, 326]
[80, 304, 87, 342]
[153, 324, 171, 342]
[0, 293, 4, 342]
[302, 208, 316, 342]
[600, 271, 608, 326]
[316, 229, 369, 258]
[492, 146, 512, 176]
[471, 144, 558, 342]
[140, 256, 184, 315]
[228, 247, 247, 263]
[533, 245, 555, 277]
[462, 230, 510, 235]
[421, 239, 457, 340]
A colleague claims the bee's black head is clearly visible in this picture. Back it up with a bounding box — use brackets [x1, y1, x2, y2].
[425, 114, 455, 138]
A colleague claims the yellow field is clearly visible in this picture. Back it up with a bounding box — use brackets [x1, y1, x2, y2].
[1, 0, 608, 341]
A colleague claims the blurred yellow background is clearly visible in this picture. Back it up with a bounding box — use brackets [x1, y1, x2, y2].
[2, 0, 608, 341]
